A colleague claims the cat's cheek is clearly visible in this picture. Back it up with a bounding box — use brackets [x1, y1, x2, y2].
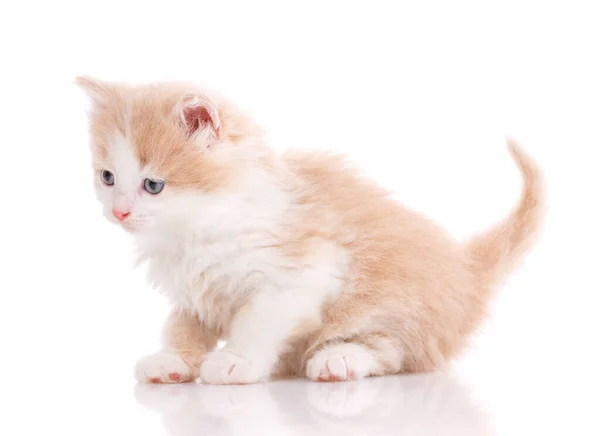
[93, 185, 115, 220]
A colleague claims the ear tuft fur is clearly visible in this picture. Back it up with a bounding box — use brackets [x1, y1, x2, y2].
[75, 76, 115, 105]
[178, 94, 221, 140]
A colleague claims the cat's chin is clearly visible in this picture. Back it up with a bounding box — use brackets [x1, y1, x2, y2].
[122, 226, 137, 234]
[121, 221, 143, 234]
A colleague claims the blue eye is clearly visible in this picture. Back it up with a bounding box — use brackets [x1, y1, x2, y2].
[101, 170, 114, 186]
[144, 178, 165, 195]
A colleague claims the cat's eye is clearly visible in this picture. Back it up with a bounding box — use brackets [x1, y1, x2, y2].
[101, 170, 114, 186]
[144, 178, 165, 195]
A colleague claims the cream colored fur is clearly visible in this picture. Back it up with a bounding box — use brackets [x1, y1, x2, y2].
[77, 77, 545, 384]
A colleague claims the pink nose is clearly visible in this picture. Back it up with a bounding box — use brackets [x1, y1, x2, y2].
[112, 209, 131, 221]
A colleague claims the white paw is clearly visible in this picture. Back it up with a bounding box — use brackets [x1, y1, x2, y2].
[200, 350, 267, 385]
[135, 351, 195, 384]
[306, 343, 377, 382]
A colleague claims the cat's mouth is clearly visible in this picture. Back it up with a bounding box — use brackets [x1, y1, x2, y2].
[111, 212, 148, 233]
[120, 218, 144, 233]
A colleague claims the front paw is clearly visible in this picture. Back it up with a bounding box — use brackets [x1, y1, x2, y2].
[200, 350, 268, 385]
[135, 351, 196, 384]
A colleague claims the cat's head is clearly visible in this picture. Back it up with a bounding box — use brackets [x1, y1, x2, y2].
[76, 77, 266, 235]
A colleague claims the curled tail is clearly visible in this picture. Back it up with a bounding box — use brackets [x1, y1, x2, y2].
[466, 138, 546, 287]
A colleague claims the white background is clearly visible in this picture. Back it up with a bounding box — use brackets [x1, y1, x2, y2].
[1, 1, 599, 435]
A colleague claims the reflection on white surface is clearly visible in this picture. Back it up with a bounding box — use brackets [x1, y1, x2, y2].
[135, 372, 492, 436]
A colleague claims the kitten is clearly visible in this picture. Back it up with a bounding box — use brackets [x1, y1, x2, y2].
[77, 77, 545, 384]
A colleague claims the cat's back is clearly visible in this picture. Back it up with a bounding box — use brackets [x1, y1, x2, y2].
[281, 149, 464, 279]
[283, 150, 392, 213]
[282, 150, 449, 239]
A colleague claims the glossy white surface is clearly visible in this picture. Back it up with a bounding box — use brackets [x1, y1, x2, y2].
[2, 1, 599, 435]
[133, 374, 493, 436]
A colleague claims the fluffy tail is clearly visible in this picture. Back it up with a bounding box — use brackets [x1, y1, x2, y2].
[465, 138, 546, 287]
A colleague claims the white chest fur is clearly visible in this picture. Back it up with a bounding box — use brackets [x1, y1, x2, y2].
[138, 228, 350, 330]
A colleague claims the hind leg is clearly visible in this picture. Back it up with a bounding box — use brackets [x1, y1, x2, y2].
[306, 336, 403, 382]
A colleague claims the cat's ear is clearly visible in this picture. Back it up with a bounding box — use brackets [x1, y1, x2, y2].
[177, 94, 221, 140]
[75, 76, 116, 106]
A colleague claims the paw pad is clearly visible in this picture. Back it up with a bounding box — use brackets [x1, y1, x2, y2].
[135, 351, 194, 384]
